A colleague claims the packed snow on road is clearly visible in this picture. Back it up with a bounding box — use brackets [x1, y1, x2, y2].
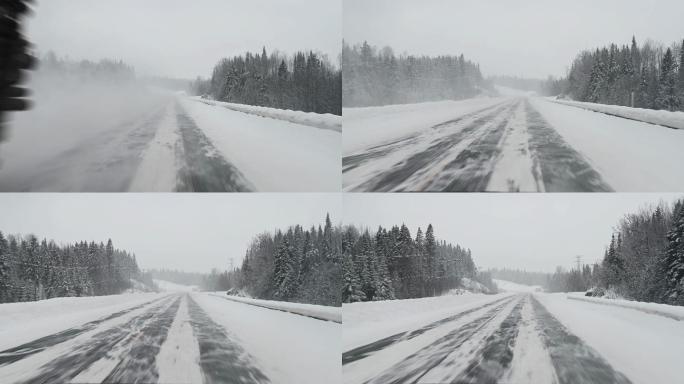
[343, 96, 684, 192]
[342, 281, 684, 384]
[0, 283, 340, 384]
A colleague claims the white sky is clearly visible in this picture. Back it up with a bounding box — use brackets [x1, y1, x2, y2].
[0, 194, 342, 273]
[344, 193, 682, 273]
[344, 0, 684, 78]
[28, 0, 342, 79]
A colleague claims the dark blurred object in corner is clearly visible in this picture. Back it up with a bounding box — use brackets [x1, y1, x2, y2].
[1, 0, 36, 142]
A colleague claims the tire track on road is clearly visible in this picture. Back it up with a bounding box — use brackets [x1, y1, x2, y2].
[357, 102, 517, 192]
[343, 295, 513, 365]
[531, 296, 631, 384]
[174, 102, 254, 192]
[15, 295, 180, 384]
[0, 295, 167, 366]
[525, 100, 613, 192]
[186, 294, 270, 384]
[361, 296, 519, 384]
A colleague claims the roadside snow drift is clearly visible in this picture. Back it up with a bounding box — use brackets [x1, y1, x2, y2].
[191, 97, 341, 132]
[210, 293, 341, 323]
[551, 98, 684, 130]
[181, 98, 340, 191]
[566, 293, 684, 321]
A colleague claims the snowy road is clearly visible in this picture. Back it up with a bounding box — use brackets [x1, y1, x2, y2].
[0, 292, 340, 384]
[343, 97, 684, 192]
[0, 93, 339, 192]
[342, 293, 657, 384]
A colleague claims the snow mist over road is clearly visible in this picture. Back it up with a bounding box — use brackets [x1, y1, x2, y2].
[0, 73, 339, 192]
[343, 96, 684, 192]
[0, 291, 340, 384]
[342, 285, 683, 384]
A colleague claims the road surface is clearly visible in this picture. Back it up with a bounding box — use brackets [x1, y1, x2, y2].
[343, 96, 684, 192]
[343, 293, 637, 384]
[0, 93, 340, 192]
[0, 292, 338, 384]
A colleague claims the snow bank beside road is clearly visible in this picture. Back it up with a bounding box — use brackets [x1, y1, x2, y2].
[343, 97, 506, 153]
[550, 98, 684, 130]
[537, 293, 684, 384]
[195, 293, 340, 384]
[209, 293, 341, 323]
[567, 293, 684, 321]
[0, 292, 167, 350]
[181, 97, 340, 191]
[530, 97, 684, 191]
[343, 292, 513, 351]
[191, 97, 341, 132]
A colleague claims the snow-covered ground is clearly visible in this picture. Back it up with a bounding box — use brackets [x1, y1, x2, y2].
[537, 293, 684, 384]
[181, 97, 340, 191]
[530, 98, 684, 191]
[343, 292, 512, 351]
[210, 293, 341, 323]
[550, 98, 684, 130]
[494, 279, 543, 293]
[343, 95, 684, 192]
[566, 292, 684, 321]
[0, 291, 339, 384]
[343, 291, 683, 384]
[0, 292, 167, 350]
[192, 97, 341, 132]
[154, 279, 199, 292]
[343, 97, 506, 154]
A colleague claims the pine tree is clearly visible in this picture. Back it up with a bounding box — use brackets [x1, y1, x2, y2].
[679, 39, 684, 108]
[342, 251, 365, 303]
[657, 48, 680, 111]
[425, 224, 436, 296]
[663, 201, 684, 304]
[0, 231, 9, 303]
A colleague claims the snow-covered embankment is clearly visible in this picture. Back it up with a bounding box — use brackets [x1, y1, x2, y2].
[209, 293, 341, 323]
[550, 98, 684, 130]
[566, 293, 684, 321]
[190, 97, 341, 132]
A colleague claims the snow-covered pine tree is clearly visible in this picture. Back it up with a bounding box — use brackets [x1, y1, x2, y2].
[657, 48, 680, 111]
[425, 224, 436, 296]
[663, 200, 684, 304]
[679, 39, 684, 106]
[0, 231, 9, 303]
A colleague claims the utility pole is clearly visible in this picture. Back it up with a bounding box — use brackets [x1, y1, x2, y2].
[575, 255, 582, 272]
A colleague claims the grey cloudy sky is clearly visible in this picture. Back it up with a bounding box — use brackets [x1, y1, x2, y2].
[344, 0, 684, 78]
[28, 0, 342, 79]
[0, 194, 341, 273]
[344, 193, 682, 273]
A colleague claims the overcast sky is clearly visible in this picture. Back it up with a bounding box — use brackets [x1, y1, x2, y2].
[344, 193, 682, 273]
[0, 194, 341, 273]
[28, 0, 342, 79]
[344, 0, 684, 78]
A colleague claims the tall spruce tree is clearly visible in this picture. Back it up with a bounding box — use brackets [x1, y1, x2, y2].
[657, 48, 680, 111]
[663, 200, 684, 304]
